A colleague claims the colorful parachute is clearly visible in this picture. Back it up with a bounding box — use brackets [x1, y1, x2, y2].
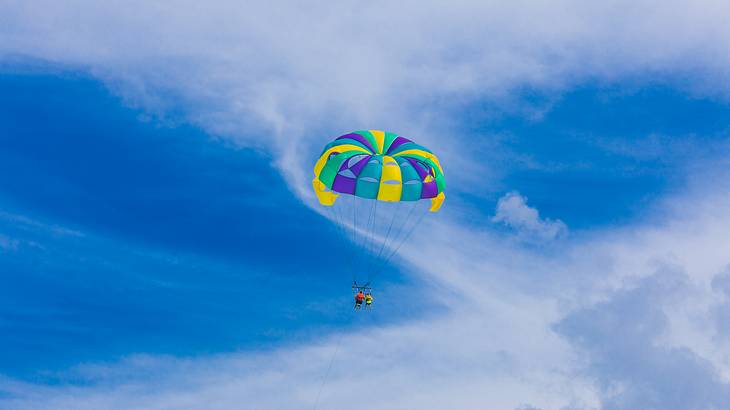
[313, 130, 445, 210]
[312, 130, 445, 287]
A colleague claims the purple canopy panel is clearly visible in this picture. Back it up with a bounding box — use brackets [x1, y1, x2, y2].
[421, 181, 438, 198]
[330, 159, 357, 194]
[349, 155, 371, 177]
[336, 133, 376, 154]
[386, 136, 412, 154]
[332, 174, 357, 194]
[406, 158, 429, 179]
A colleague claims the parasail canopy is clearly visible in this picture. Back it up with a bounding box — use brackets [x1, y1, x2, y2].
[312, 130, 445, 212]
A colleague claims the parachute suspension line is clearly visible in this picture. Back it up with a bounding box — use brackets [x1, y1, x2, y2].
[371, 201, 417, 275]
[367, 201, 409, 277]
[310, 329, 345, 410]
[352, 194, 358, 246]
[355, 197, 363, 247]
[349, 196, 361, 282]
[363, 199, 378, 274]
[392, 201, 419, 250]
[376, 205, 429, 275]
[368, 201, 379, 265]
[366, 200, 401, 283]
[330, 195, 358, 284]
[352, 195, 365, 282]
[391, 202, 419, 246]
[348, 195, 358, 283]
[352, 198, 377, 283]
[370, 204, 428, 284]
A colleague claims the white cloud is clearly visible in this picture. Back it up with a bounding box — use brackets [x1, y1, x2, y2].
[0, 211, 84, 253]
[0, 309, 599, 410]
[555, 267, 730, 409]
[0, 210, 84, 238]
[492, 191, 567, 241]
[4, 179, 730, 409]
[4, 0, 730, 200]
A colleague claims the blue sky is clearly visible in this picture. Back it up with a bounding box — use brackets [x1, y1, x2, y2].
[0, 70, 431, 381]
[458, 84, 730, 227]
[3, 2, 730, 409]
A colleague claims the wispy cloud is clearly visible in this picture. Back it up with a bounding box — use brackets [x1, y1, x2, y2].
[0, 210, 83, 253]
[492, 191, 567, 241]
[4, 1, 730, 199]
[0, 210, 84, 238]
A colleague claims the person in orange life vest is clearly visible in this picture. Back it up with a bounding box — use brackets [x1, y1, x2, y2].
[354, 290, 365, 309]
